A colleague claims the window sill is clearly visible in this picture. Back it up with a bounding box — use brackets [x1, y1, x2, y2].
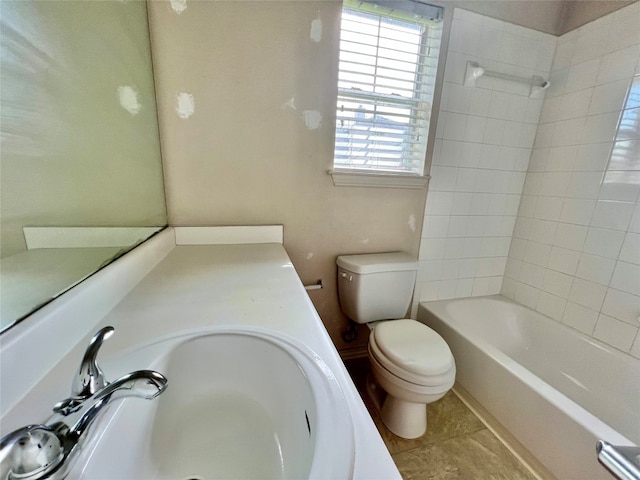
[328, 169, 430, 189]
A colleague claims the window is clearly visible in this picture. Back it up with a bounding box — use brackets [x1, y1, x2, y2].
[330, 0, 443, 187]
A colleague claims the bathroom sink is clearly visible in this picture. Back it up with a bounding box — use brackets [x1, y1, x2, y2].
[69, 327, 354, 480]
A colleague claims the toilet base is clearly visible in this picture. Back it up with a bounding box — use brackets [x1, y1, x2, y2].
[366, 373, 428, 439]
[367, 350, 453, 440]
[366, 373, 385, 412]
[380, 395, 427, 439]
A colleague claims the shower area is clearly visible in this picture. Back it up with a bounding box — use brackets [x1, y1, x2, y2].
[414, 4, 639, 479]
[416, 5, 639, 370]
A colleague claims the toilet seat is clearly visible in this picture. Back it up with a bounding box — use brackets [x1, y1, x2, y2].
[369, 319, 455, 387]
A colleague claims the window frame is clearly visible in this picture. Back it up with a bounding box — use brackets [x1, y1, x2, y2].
[329, 0, 443, 188]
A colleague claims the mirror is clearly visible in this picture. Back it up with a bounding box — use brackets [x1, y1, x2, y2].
[0, 1, 167, 332]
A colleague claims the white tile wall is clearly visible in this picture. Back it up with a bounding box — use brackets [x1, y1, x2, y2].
[415, 9, 556, 306]
[502, 2, 640, 359]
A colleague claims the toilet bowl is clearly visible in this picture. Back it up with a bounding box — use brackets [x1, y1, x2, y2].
[335, 252, 456, 439]
[367, 319, 455, 438]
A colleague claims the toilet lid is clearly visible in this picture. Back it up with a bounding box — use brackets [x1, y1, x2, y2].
[372, 319, 453, 377]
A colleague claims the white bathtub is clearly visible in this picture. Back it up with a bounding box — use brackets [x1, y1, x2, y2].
[418, 295, 639, 480]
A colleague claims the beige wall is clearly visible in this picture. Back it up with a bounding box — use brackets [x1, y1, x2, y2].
[432, 0, 638, 35]
[437, 1, 566, 34]
[148, 0, 635, 351]
[560, 0, 638, 34]
[149, 1, 427, 351]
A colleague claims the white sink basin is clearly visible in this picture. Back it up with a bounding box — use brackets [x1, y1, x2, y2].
[71, 327, 354, 480]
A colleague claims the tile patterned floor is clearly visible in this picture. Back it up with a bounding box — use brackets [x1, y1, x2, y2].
[345, 358, 537, 480]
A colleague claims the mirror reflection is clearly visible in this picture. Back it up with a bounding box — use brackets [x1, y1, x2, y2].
[0, 0, 167, 332]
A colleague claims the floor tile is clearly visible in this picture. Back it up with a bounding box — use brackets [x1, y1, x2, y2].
[344, 358, 537, 480]
[371, 391, 486, 455]
[392, 430, 536, 480]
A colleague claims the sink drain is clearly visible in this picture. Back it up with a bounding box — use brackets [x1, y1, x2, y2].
[184, 476, 204, 480]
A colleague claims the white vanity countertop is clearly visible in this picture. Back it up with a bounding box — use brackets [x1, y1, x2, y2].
[99, 244, 341, 351]
[14, 240, 400, 479]
[105, 243, 400, 479]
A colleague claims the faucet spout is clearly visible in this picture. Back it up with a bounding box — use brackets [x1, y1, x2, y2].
[63, 370, 168, 440]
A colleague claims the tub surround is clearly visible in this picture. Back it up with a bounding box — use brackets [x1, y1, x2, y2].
[419, 295, 639, 480]
[503, 1, 640, 359]
[414, 8, 556, 311]
[415, 2, 640, 362]
[0, 226, 400, 479]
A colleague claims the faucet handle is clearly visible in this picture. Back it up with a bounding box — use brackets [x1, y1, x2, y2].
[71, 326, 114, 400]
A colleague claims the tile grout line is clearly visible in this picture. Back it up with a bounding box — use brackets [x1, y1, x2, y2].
[388, 424, 491, 461]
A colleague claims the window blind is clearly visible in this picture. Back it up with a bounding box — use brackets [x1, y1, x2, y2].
[334, 0, 442, 175]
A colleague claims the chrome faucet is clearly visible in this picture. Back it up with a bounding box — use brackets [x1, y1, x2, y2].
[53, 326, 114, 415]
[0, 327, 168, 480]
[71, 327, 113, 398]
[597, 440, 640, 480]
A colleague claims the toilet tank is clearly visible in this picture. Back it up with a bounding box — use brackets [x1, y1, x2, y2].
[336, 252, 418, 324]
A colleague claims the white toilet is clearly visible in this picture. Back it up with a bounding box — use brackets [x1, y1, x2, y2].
[336, 252, 455, 439]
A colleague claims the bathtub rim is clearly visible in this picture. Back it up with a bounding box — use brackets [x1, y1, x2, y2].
[418, 294, 637, 448]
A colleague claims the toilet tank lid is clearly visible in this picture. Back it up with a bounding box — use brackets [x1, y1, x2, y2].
[336, 252, 417, 274]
